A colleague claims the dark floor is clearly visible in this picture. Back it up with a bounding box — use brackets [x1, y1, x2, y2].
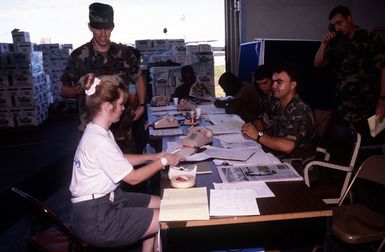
[0, 113, 78, 252]
[0, 113, 383, 252]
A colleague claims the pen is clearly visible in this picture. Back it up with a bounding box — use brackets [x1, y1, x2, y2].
[171, 148, 181, 154]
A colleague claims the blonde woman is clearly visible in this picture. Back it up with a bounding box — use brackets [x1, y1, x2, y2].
[69, 73, 184, 252]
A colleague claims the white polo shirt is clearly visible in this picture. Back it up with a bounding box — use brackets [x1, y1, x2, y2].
[69, 123, 133, 198]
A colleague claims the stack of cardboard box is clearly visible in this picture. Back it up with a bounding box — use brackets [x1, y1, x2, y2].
[0, 29, 72, 127]
[34, 43, 72, 103]
[135, 39, 214, 98]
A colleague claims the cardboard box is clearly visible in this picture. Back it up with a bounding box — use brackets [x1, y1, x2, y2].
[14, 42, 33, 54]
[11, 29, 31, 43]
[0, 43, 10, 54]
[135, 39, 153, 50]
[0, 96, 12, 108]
[198, 43, 212, 52]
[14, 94, 38, 107]
[0, 116, 15, 128]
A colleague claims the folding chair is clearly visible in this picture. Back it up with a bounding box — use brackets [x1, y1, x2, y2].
[12, 187, 142, 252]
[303, 126, 361, 204]
[11, 187, 88, 252]
[332, 155, 385, 252]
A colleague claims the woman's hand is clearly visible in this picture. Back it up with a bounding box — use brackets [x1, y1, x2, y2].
[161, 153, 185, 166]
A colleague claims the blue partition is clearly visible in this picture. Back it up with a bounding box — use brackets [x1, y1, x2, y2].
[238, 41, 262, 83]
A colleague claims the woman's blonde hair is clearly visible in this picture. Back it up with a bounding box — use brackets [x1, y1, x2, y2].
[82, 73, 128, 119]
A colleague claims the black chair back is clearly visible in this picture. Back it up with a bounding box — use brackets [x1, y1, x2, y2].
[11, 187, 87, 252]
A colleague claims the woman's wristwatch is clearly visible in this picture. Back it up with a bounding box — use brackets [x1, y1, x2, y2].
[160, 157, 168, 169]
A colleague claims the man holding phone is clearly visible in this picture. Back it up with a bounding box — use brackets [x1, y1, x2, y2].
[314, 5, 385, 143]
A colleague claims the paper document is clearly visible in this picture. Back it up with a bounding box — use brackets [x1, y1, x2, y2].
[203, 146, 255, 161]
[159, 187, 210, 221]
[367, 114, 385, 137]
[151, 105, 177, 112]
[166, 142, 197, 158]
[216, 133, 259, 149]
[213, 181, 275, 198]
[213, 149, 281, 167]
[208, 114, 244, 125]
[217, 163, 303, 183]
[205, 121, 243, 135]
[152, 110, 181, 117]
[149, 127, 183, 137]
[209, 189, 260, 216]
[184, 152, 211, 162]
[199, 104, 226, 115]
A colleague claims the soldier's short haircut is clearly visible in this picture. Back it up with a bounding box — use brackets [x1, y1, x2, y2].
[273, 62, 301, 84]
[329, 5, 351, 20]
[254, 65, 273, 81]
[181, 65, 194, 75]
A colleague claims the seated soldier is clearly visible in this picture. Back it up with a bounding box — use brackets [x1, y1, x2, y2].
[171, 65, 211, 100]
[254, 65, 275, 113]
[242, 63, 316, 173]
[216, 72, 262, 122]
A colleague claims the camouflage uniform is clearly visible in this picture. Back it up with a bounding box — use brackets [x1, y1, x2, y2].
[260, 94, 276, 115]
[260, 94, 316, 166]
[61, 41, 140, 136]
[324, 27, 385, 133]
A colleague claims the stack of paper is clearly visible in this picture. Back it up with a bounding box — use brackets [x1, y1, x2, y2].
[209, 189, 260, 216]
[205, 120, 243, 135]
[184, 146, 255, 162]
[199, 104, 226, 115]
[149, 127, 183, 137]
[208, 114, 244, 125]
[151, 105, 177, 112]
[159, 187, 210, 221]
[215, 133, 259, 149]
[213, 181, 275, 198]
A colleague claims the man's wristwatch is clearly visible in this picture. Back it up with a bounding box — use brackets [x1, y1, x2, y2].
[139, 103, 146, 107]
[160, 157, 168, 169]
[256, 131, 264, 142]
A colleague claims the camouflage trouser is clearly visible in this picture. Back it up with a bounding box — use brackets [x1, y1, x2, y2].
[110, 107, 136, 153]
[333, 105, 373, 145]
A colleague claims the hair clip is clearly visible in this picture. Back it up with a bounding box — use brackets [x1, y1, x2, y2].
[85, 77, 101, 96]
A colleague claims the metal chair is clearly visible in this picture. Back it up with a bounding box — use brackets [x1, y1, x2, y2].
[303, 126, 361, 204]
[332, 155, 385, 252]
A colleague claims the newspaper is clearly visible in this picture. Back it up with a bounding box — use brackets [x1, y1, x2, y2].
[217, 163, 303, 183]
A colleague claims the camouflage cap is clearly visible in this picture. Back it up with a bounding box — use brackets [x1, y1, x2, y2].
[89, 2, 114, 29]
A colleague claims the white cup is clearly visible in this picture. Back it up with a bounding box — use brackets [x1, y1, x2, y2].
[195, 107, 202, 118]
[173, 97, 179, 106]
